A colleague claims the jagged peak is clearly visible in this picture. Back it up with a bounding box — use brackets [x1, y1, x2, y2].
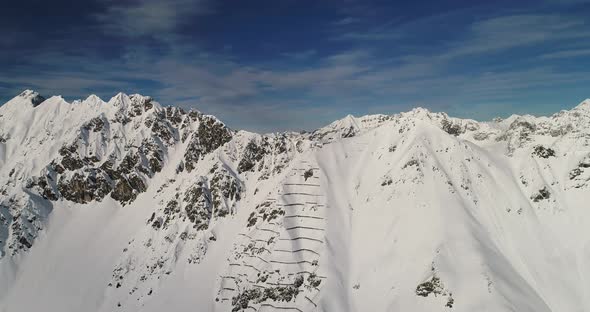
[18, 89, 38, 98]
[16, 89, 46, 107]
[112, 92, 130, 100]
[86, 94, 103, 102]
[317, 114, 359, 132]
[108, 92, 131, 108]
[339, 114, 359, 127]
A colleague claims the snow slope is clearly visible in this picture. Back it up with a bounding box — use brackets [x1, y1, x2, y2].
[1, 90, 590, 312]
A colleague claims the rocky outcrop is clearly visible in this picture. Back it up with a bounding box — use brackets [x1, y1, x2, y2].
[238, 140, 267, 173]
[184, 116, 233, 172]
[58, 171, 112, 204]
[111, 175, 146, 204]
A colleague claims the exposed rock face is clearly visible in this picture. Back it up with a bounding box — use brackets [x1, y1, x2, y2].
[441, 119, 463, 136]
[83, 117, 105, 133]
[184, 116, 233, 172]
[110, 175, 146, 204]
[532, 145, 556, 158]
[149, 166, 242, 232]
[58, 171, 112, 204]
[209, 168, 241, 216]
[238, 140, 267, 173]
[59, 143, 86, 171]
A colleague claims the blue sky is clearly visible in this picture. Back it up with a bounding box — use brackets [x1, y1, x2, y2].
[1, 0, 590, 132]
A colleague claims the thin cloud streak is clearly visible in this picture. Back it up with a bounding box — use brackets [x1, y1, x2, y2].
[94, 0, 213, 37]
[539, 48, 590, 59]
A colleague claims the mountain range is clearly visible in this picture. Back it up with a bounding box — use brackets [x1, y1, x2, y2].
[1, 90, 590, 312]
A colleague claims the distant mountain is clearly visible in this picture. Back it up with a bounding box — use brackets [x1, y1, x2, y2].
[1, 90, 589, 312]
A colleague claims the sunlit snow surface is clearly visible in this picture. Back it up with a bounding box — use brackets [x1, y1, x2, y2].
[1, 91, 590, 312]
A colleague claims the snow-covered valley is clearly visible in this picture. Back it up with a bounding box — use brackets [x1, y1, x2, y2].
[1, 90, 590, 312]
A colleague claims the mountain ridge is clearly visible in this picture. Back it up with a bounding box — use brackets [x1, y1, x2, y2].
[5, 89, 590, 136]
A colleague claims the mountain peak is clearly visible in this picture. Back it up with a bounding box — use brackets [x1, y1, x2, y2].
[405, 106, 433, 118]
[19, 89, 37, 97]
[85, 94, 103, 103]
[108, 92, 131, 108]
[17, 89, 46, 107]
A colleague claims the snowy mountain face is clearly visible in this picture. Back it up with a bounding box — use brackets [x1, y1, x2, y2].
[1, 91, 590, 312]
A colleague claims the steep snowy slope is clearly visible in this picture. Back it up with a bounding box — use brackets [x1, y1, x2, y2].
[0, 90, 589, 312]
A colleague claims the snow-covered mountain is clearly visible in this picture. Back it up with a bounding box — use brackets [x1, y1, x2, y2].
[1, 90, 590, 312]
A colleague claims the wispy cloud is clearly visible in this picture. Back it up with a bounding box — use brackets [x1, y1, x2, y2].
[539, 48, 590, 59]
[441, 14, 590, 58]
[281, 50, 317, 60]
[94, 0, 213, 37]
[332, 17, 361, 26]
